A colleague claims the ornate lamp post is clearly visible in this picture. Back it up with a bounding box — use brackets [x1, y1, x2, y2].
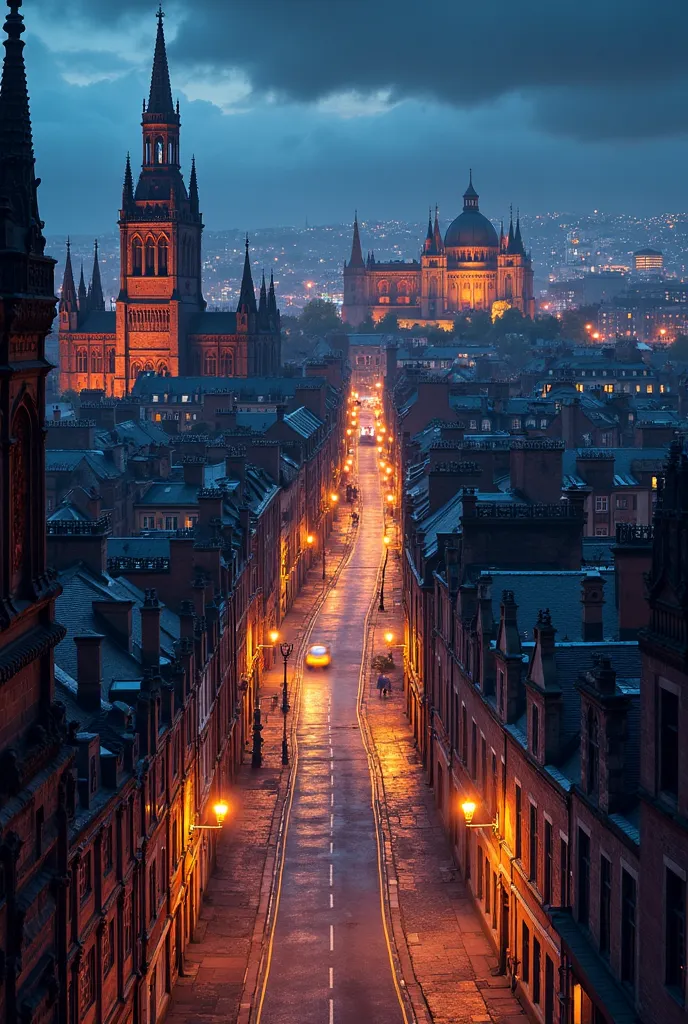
[280, 641, 294, 765]
[378, 535, 391, 611]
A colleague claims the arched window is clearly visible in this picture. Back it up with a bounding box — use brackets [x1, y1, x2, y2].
[130, 361, 142, 380]
[91, 349, 102, 373]
[204, 351, 217, 376]
[131, 237, 143, 276]
[157, 361, 168, 376]
[220, 351, 234, 377]
[158, 237, 168, 276]
[155, 138, 164, 165]
[586, 708, 599, 796]
[168, 140, 174, 165]
[145, 138, 151, 165]
[378, 280, 389, 296]
[145, 238, 155, 276]
[106, 349, 115, 373]
[76, 348, 88, 373]
[144, 361, 155, 373]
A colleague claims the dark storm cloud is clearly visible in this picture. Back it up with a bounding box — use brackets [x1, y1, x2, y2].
[38, 0, 688, 141]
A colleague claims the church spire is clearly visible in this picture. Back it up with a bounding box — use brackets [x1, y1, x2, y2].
[424, 207, 433, 253]
[268, 269, 278, 318]
[258, 269, 267, 314]
[0, 0, 45, 255]
[189, 154, 199, 215]
[236, 235, 257, 315]
[506, 206, 515, 253]
[78, 262, 87, 311]
[513, 210, 524, 255]
[60, 238, 77, 312]
[89, 238, 104, 311]
[433, 204, 443, 253]
[348, 211, 364, 268]
[463, 169, 479, 211]
[147, 5, 174, 115]
[122, 151, 134, 209]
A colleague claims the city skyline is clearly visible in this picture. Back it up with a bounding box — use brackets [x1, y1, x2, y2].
[26, 1, 688, 234]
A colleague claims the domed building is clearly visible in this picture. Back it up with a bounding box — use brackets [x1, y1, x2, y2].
[343, 174, 535, 327]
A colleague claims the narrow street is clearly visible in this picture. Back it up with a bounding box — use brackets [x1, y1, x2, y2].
[257, 442, 406, 1023]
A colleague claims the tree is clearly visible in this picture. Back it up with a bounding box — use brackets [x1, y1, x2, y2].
[298, 299, 344, 336]
[374, 312, 399, 334]
[668, 334, 688, 361]
[560, 305, 600, 342]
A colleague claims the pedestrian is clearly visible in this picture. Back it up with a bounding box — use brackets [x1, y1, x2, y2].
[376, 673, 386, 698]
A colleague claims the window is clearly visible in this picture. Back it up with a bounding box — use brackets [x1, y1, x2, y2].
[477, 844, 483, 899]
[132, 237, 143, 275]
[165, 516, 178, 531]
[599, 855, 612, 957]
[577, 829, 590, 926]
[560, 838, 568, 904]
[485, 858, 491, 914]
[461, 704, 467, 764]
[533, 938, 541, 1004]
[481, 735, 487, 792]
[526, 418, 536, 428]
[145, 238, 156, 275]
[481, 419, 491, 432]
[515, 784, 522, 860]
[80, 947, 96, 1012]
[616, 496, 628, 509]
[91, 349, 102, 373]
[594, 496, 608, 512]
[529, 804, 539, 884]
[665, 867, 686, 996]
[124, 896, 133, 956]
[531, 704, 540, 759]
[79, 851, 92, 902]
[76, 348, 88, 373]
[142, 516, 155, 530]
[471, 721, 477, 780]
[220, 351, 234, 376]
[522, 922, 530, 984]
[103, 918, 115, 974]
[491, 752, 498, 818]
[586, 708, 599, 797]
[544, 820, 553, 904]
[103, 824, 113, 874]
[158, 237, 168, 275]
[149, 860, 157, 921]
[540, 418, 548, 429]
[204, 351, 217, 376]
[621, 869, 636, 986]
[659, 686, 679, 798]
[511, 418, 521, 429]
[107, 349, 115, 373]
[469, 419, 477, 430]
[594, 526, 609, 537]
[155, 137, 164, 164]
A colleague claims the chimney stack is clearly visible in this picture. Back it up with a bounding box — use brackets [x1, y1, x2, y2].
[140, 589, 161, 667]
[580, 571, 606, 642]
[74, 634, 104, 712]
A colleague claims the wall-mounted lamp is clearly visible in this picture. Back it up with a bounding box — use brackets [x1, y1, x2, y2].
[461, 801, 498, 832]
[190, 801, 229, 834]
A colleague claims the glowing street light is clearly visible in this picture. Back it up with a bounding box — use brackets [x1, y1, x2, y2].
[387, 493, 394, 503]
[190, 801, 230, 832]
[306, 534, 314, 545]
[269, 630, 279, 644]
[330, 493, 338, 503]
[384, 631, 394, 645]
[461, 800, 498, 831]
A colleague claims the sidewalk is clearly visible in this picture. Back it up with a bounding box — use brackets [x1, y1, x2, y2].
[165, 512, 354, 1024]
[363, 537, 528, 1024]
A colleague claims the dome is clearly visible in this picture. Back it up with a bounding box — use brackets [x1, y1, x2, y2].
[443, 173, 499, 250]
[444, 210, 499, 250]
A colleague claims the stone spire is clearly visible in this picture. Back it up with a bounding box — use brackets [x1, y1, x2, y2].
[89, 238, 104, 311]
[122, 151, 134, 210]
[59, 237, 77, 312]
[0, 0, 45, 255]
[78, 262, 87, 311]
[506, 206, 515, 253]
[147, 4, 174, 115]
[424, 207, 434, 252]
[463, 169, 479, 211]
[348, 211, 364, 268]
[513, 211, 525, 255]
[267, 269, 278, 318]
[258, 270, 267, 313]
[433, 204, 443, 253]
[189, 154, 199, 216]
[236, 235, 257, 315]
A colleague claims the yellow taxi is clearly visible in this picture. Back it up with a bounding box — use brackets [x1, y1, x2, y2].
[305, 643, 331, 669]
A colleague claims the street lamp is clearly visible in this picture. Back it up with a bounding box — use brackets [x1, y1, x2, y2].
[189, 800, 230, 834]
[280, 641, 294, 765]
[378, 535, 390, 611]
[461, 800, 498, 831]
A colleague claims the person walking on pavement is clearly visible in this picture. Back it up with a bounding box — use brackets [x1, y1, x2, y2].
[377, 672, 391, 698]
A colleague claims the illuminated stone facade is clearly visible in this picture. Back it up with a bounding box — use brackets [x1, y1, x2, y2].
[343, 176, 535, 327]
[58, 11, 280, 398]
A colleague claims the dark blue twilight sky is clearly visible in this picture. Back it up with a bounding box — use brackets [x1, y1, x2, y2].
[23, 0, 688, 235]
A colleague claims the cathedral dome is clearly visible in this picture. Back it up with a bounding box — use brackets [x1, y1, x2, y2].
[444, 174, 499, 250]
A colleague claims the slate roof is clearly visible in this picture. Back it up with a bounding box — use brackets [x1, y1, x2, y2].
[48, 502, 90, 523]
[108, 536, 171, 560]
[562, 447, 669, 488]
[46, 450, 124, 481]
[283, 406, 323, 439]
[135, 482, 200, 506]
[131, 375, 328, 400]
[54, 567, 180, 697]
[186, 311, 238, 336]
[486, 569, 619, 640]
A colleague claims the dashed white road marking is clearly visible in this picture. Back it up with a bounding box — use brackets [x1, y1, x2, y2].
[330, 925, 334, 951]
[329, 967, 334, 989]
[329, 863, 333, 886]
[330, 893, 334, 909]
[329, 997, 334, 1024]
[330, 792, 334, 806]
[330, 773, 334, 786]
[330, 813, 334, 830]
[330, 841, 333, 854]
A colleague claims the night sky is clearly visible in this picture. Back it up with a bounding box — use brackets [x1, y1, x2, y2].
[27, 0, 688, 234]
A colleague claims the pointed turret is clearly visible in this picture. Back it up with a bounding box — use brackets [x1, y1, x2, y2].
[0, 0, 45, 255]
[236, 235, 257, 315]
[147, 5, 174, 115]
[122, 152, 134, 210]
[348, 212, 365, 268]
[89, 238, 104, 311]
[258, 269, 268, 326]
[499, 219, 506, 253]
[506, 207, 515, 253]
[513, 212, 525, 256]
[59, 238, 77, 312]
[463, 169, 479, 211]
[189, 154, 199, 217]
[424, 207, 434, 253]
[78, 262, 87, 311]
[268, 269, 278, 318]
[433, 205, 443, 253]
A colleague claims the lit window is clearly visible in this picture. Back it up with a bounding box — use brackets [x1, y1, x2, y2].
[595, 496, 608, 512]
[181, 395, 189, 403]
[647, 385, 653, 394]
[152, 395, 159, 403]
[652, 476, 658, 490]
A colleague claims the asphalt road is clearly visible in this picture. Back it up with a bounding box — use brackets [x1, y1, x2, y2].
[259, 442, 406, 1024]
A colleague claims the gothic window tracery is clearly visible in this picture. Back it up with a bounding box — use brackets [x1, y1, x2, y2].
[131, 238, 143, 276]
[130, 361, 142, 380]
[106, 349, 115, 373]
[76, 348, 88, 373]
[158, 237, 168, 276]
[156, 361, 169, 376]
[204, 351, 217, 376]
[155, 137, 164, 165]
[219, 351, 234, 376]
[144, 361, 155, 373]
[91, 350, 102, 373]
[145, 238, 156, 276]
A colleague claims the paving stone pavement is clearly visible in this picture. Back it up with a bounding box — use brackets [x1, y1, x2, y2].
[362, 528, 528, 1024]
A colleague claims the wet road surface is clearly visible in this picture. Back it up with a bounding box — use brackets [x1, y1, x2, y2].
[259, 443, 406, 1024]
